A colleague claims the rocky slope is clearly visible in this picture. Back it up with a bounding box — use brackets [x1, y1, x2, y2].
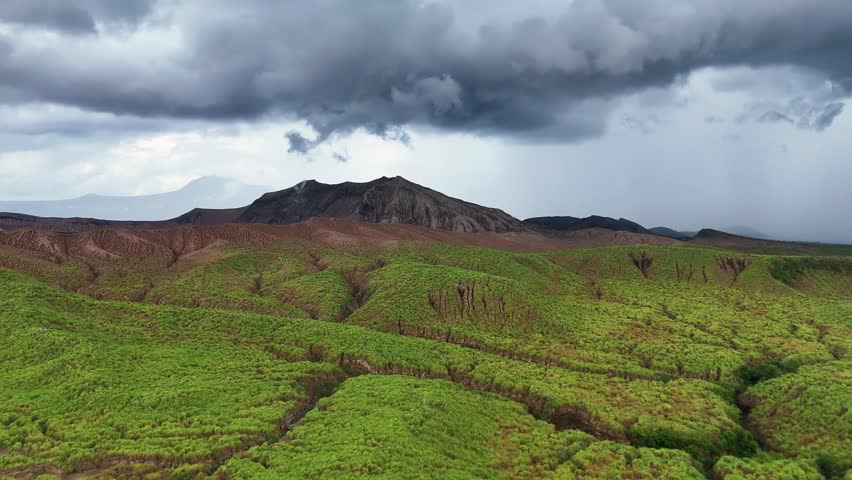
[0, 212, 151, 233]
[235, 176, 525, 233]
[0, 219, 679, 265]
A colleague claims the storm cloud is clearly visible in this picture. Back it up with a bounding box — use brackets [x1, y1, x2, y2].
[0, 0, 155, 34]
[1, 0, 851, 151]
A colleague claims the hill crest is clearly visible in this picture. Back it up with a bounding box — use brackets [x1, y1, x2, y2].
[524, 215, 650, 234]
[233, 176, 525, 233]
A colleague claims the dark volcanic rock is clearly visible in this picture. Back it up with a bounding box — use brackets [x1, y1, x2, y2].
[649, 227, 696, 239]
[693, 229, 747, 240]
[238, 176, 525, 233]
[524, 215, 650, 234]
[522, 216, 581, 230]
[0, 212, 138, 233]
[695, 228, 748, 240]
[173, 207, 246, 225]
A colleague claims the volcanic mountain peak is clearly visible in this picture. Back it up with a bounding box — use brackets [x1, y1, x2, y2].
[238, 176, 525, 233]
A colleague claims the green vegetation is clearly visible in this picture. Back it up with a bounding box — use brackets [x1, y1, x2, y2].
[713, 455, 824, 480]
[0, 269, 343, 476]
[1, 239, 850, 478]
[221, 375, 705, 479]
[741, 360, 851, 478]
[769, 256, 852, 297]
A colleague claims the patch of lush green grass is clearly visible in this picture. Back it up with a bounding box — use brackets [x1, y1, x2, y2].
[0, 269, 757, 476]
[345, 245, 847, 386]
[221, 375, 578, 479]
[221, 375, 706, 480]
[742, 360, 852, 477]
[350, 259, 550, 333]
[0, 271, 343, 475]
[770, 256, 852, 297]
[713, 454, 824, 480]
[552, 441, 705, 479]
[1, 239, 850, 478]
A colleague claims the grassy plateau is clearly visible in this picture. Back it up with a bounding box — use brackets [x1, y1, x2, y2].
[0, 237, 849, 479]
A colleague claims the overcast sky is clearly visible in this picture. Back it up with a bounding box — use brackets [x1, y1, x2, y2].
[1, 0, 851, 242]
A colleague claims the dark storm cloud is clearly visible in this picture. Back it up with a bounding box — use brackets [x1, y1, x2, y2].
[813, 103, 845, 130]
[0, 0, 156, 34]
[742, 98, 846, 131]
[284, 131, 315, 154]
[709, 64, 849, 130]
[0, 2, 95, 34]
[2, 0, 852, 151]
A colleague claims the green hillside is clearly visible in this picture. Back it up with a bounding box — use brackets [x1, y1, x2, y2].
[1, 240, 850, 479]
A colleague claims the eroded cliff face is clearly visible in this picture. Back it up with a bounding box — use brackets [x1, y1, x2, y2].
[238, 176, 525, 233]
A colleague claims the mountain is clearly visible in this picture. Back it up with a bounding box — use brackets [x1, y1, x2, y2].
[648, 227, 697, 239]
[0, 177, 270, 221]
[231, 176, 526, 233]
[0, 176, 527, 233]
[689, 228, 852, 256]
[521, 216, 581, 230]
[718, 225, 773, 240]
[524, 215, 650, 234]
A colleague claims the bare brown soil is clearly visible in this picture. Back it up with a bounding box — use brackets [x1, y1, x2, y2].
[0, 218, 680, 262]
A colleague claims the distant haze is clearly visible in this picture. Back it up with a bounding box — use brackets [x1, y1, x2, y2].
[0, 177, 270, 221]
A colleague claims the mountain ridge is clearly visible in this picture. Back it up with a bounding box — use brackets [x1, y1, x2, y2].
[649, 226, 697, 239]
[233, 176, 525, 233]
[524, 215, 650, 234]
[0, 176, 527, 234]
[2, 176, 845, 256]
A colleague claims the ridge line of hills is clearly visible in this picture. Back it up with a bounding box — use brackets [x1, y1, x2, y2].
[1, 175, 849, 256]
[2, 176, 659, 236]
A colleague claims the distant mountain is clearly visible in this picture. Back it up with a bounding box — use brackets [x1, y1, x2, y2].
[650, 225, 773, 241]
[521, 216, 581, 230]
[0, 177, 524, 233]
[648, 227, 697, 239]
[693, 229, 745, 240]
[524, 215, 650, 234]
[718, 226, 773, 240]
[685, 229, 852, 256]
[0, 177, 270, 221]
[3, 177, 685, 238]
[231, 176, 525, 233]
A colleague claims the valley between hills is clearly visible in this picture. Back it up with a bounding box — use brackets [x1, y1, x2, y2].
[0, 177, 849, 479]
